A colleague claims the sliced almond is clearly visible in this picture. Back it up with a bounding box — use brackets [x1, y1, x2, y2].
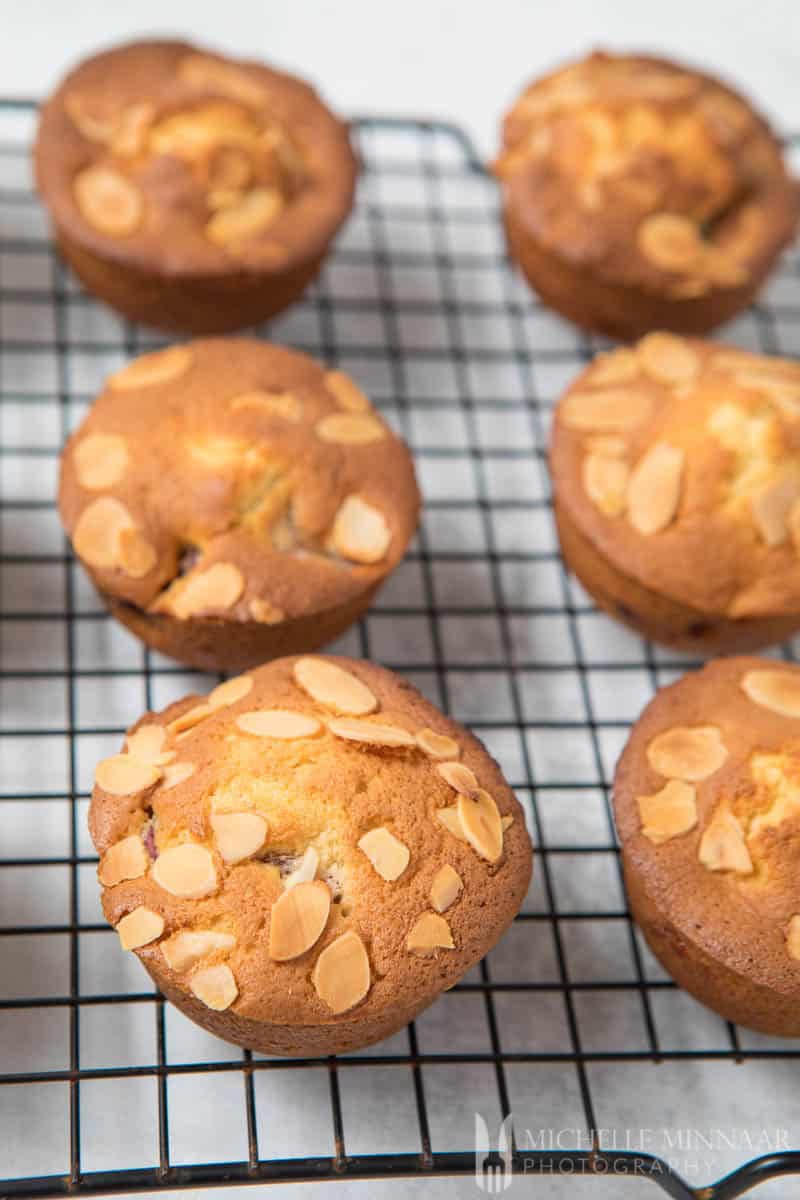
[751, 476, 800, 546]
[312, 930, 370, 1013]
[587, 349, 640, 387]
[741, 669, 800, 718]
[73, 165, 143, 236]
[269, 879, 331, 961]
[561, 389, 653, 433]
[169, 562, 245, 619]
[177, 53, 268, 107]
[325, 370, 371, 413]
[118, 528, 158, 579]
[190, 963, 238, 1011]
[152, 844, 218, 899]
[117, 906, 164, 951]
[235, 709, 321, 739]
[210, 811, 268, 864]
[406, 912, 454, 957]
[168, 704, 214, 736]
[698, 806, 753, 874]
[637, 333, 700, 385]
[208, 675, 253, 709]
[329, 495, 391, 565]
[98, 834, 149, 886]
[436, 761, 480, 799]
[315, 413, 386, 445]
[161, 761, 196, 791]
[327, 717, 415, 749]
[64, 93, 116, 142]
[416, 728, 460, 760]
[430, 864, 463, 913]
[786, 915, 800, 962]
[111, 101, 156, 157]
[284, 846, 319, 890]
[230, 390, 302, 421]
[161, 929, 236, 973]
[436, 806, 467, 841]
[646, 726, 728, 782]
[358, 827, 410, 881]
[583, 453, 629, 517]
[249, 598, 286, 624]
[126, 724, 174, 766]
[206, 186, 284, 245]
[501, 815, 514, 831]
[627, 442, 684, 535]
[637, 213, 703, 272]
[583, 435, 627, 458]
[292, 657, 377, 715]
[95, 755, 161, 796]
[74, 432, 128, 490]
[73, 497, 134, 569]
[108, 345, 193, 391]
[638, 779, 698, 845]
[458, 790, 503, 864]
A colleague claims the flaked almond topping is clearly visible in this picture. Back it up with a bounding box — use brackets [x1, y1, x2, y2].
[312, 930, 371, 1014]
[126, 724, 174, 766]
[698, 806, 753, 874]
[208, 675, 253, 709]
[64, 93, 116, 142]
[787, 915, 800, 962]
[751, 476, 800, 546]
[627, 442, 684, 535]
[117, 906, 164, 951]
[358, 827, 410, 881]
[637, 779, 698, 845]
[73, 164, 143, 236]
[152, 844, 218, 899]
[638, 213, 703, 272]
[161, 929, 236, 973]
[329, 495, 391, 564]
[292, 657, 378, 715]
[98, 835, 149, 886]
[108, 345, 193, 391]
[327, 717, 415, 749]
[249, 598, 286, 624]
[583, 453, 629, 517]
[169, 562, 245, 619]
[284, 846, 319, 889]
[587, 349, 640, 387]
[436, 761, 480, 799]
[436, 806, 467, 841]
[458, 789, 503, 864]
[118, 528, 158, 579]
[177, 53, 269, 107]
[210, 811, 268, 864]
[230, 390, 302, 421]
[206, 186, 284, 245]
[74, 432, 128, 490]
[111, 101, 155, 157]
[416, 728, 460, 760]
[236, 709, 321, 739]
[269, 879, 331, 961]
[315, 413, 386, 445]
[161, 761, 196, 791]
[325, 370, 371, 413]
[95, 755, 161, 796]
[583, 435, 627, 458]
[190, 963, 238, 1011]
[406, 912, 454, 957]
[646, 725, 728, 782]
[73, 496, 134, 569]
[501, 815, 514, 831]
[561, 388, 653, 433]
[741, 669, 800, 718]
[168, 703, 214, 736]
[637, 332, 700, 385]
[430, 864, 463, 913]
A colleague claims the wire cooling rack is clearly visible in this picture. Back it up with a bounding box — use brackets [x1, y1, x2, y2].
[2, 100, 800, 1200]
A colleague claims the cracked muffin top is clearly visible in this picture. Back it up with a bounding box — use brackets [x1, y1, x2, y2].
[58, 338, 420, 625]
[495, 51, 798, 299]
[89, 655, 532, 1024]
[34, 39, 356, 277]
[615, 657, 800, 994]
[550, 334, 800, 620]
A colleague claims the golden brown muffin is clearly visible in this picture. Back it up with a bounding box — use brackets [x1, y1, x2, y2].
[58, 338, 420, 671]
[34, 39, 356, 333]
[550, 334, 800, 654]
[615, 656, 800, 1036]
[89, 655, 533, 1056]
[495, 51, 798, 340]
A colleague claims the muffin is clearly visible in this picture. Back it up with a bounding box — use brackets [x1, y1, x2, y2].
[90, 655, 533, 1055]
[615, 656, 800, 1036]
[58, 338, 420, 671]
[34, 39, 356, 333]
[550, 334, 800, 654]
[495, 51, 798, 340]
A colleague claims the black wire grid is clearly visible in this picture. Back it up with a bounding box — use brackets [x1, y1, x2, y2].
[2, 100, 800, 1200]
